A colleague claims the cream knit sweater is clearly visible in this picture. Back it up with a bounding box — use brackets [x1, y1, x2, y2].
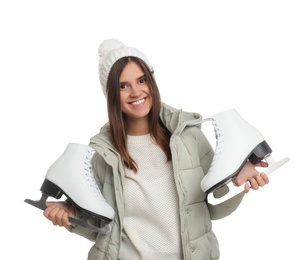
[119, 134, 182, 260]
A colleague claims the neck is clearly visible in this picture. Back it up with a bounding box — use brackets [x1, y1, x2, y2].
[126, 117, 149, 136]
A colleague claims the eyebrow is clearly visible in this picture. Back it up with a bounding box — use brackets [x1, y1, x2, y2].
[119, 74, 146, 85]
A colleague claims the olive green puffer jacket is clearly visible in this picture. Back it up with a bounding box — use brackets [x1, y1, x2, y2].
[69, 103, 244, 260]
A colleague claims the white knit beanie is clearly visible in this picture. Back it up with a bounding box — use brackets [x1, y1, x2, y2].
[98, 39, 153, 95]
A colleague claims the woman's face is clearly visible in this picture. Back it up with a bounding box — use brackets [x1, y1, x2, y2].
[119, 61, 152, 122]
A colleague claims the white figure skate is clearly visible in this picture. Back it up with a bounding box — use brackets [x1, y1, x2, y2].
[200, 109, 290, 205]
[25, 143, 115, 233]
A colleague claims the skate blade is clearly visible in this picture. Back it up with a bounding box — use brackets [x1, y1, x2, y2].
[24, 193, 48, 210]
[68, 214, 111, 234]
[25, 195, 111, 234]
[264, 156, 290, 175]
[207, 155, 290, 205]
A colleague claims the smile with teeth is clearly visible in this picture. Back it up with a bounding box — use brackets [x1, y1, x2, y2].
[131, 98, 145, 105]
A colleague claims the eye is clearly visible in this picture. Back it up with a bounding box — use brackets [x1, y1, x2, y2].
[120, 84, 127, 89]
[139, 78, 147, 84]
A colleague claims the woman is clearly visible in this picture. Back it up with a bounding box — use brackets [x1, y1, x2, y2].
[44, 39, 269, 260]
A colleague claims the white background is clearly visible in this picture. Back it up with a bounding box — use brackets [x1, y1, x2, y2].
[1, 0, 303, 259]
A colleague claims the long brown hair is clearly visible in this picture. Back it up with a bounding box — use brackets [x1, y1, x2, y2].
[106, 56, 171, 173]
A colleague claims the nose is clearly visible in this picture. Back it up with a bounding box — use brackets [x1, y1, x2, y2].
[129, 85, 141, 97]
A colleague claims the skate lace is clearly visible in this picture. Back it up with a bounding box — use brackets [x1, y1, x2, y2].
[84, 148, 105, 200]
[210, 118, 224, 169]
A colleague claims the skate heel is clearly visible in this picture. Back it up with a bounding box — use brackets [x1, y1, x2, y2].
[40, 179, 64, 199]
[249, 140, 273, 164]
[24, 179, 64, 210]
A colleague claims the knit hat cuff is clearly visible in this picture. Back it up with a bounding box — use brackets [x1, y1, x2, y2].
[98, 44, 153, 95]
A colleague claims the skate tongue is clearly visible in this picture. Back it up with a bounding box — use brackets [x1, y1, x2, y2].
[207, 155, 290, 205]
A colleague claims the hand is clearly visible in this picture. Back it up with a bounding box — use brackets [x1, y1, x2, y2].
[234, 161, 269, 193]
[43, 201, 76, 228]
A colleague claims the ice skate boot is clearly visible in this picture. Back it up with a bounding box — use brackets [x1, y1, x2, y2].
[200, 109, 290, 205]
[25, 143, 115, 233]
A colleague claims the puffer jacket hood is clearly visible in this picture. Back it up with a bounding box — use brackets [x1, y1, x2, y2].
[91, 102, 203, 148]
[160, 103, 203, 135]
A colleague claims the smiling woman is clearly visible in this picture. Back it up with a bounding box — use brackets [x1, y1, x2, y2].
[40, 38, 270, 260]
[2, 0, 303, 259]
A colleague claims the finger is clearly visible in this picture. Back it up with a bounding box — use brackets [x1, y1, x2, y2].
[43, 206, 54, 219]
[260, 173, 269, 184]
[243, 183, 250, 193]
[260, 161, 268, 167]
[255, 161, 268, 168]
[54, 209, 68, 227]
[47, 207, 61, 225]
[255, 174, 267, 187]
[46, 201, 55, 207]
[249, 178, 259, 190]
[62, 212, 72, 227]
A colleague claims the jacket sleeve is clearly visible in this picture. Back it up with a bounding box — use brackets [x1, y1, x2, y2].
[207, 192, 244, 220]
[196, 127, 245, 220]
